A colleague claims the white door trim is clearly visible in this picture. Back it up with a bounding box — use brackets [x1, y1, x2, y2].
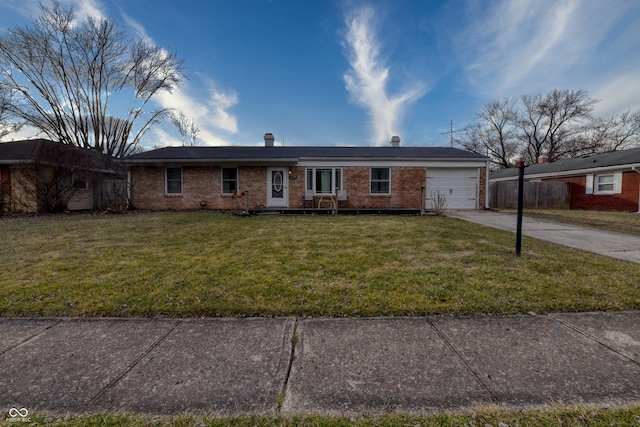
[267, 167, 288, 207]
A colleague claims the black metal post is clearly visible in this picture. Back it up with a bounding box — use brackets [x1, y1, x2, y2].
[516, 159, 525, 256]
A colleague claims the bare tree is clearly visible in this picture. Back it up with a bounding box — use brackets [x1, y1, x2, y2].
[0, 2, 184, 157]
[456, 98, 519, 168]
[460, 89, 640, 168]
[0, 86, 23, 141]
[586, 110, 640, 153]
[170, 110, 200, 146]
[515, 89, 598, 163]
[187, 117, 200, 146]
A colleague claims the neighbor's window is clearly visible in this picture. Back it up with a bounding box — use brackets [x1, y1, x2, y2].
[370, 168, 390, 194]
[166, 167, 182, 194]
[587, 172, 622, 195]
[305, 168, 342, 194]
[73, 172, 88, 190]
[222, 167, 238, 194]
[595, 174, 614, 194]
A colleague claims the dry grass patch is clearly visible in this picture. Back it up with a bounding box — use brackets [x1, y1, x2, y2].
[513, 208, 640, 236]
[1, 211, 639, 317]
[8, 404, 640, 426]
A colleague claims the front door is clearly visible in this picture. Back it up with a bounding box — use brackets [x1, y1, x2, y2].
[267, 168, 288, 207]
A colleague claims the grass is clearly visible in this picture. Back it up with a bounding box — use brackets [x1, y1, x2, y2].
[508, 208, 640, 236]
[1, 211, 639, 317]
[4, 405, 639, 426]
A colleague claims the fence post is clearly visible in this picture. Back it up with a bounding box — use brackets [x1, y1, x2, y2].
[516, 159, 525, 256]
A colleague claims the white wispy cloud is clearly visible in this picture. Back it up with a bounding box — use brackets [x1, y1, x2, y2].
[592, 70, 640, 118]
[67, 0, 105, 21]
[342, 5, 426, 146]
[120, 9, 155, 45]
[0, 0, 105, 22]
[458, 0, 640, 114]
[155, 79, 239, 146]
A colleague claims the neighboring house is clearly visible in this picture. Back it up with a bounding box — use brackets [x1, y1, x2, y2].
[489, 147, 640, 212]
[0, 139, 126, 213]
[125, 134, 490, 212]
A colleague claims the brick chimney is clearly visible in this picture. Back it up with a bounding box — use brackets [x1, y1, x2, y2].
[538, 155, 548, 164]
[264, 133, 275, 147]
[390, 135, 400, 147]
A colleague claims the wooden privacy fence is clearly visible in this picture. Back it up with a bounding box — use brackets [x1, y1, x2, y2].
[490, 181, 570, 209]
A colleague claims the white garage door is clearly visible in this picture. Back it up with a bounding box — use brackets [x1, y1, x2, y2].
[426, 168, 478, 210]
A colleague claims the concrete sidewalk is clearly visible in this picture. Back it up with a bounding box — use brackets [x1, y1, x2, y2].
[2, 313, 640, 416]
[446, 210, 640, 263]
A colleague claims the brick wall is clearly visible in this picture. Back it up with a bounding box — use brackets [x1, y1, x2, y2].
[340, 166, 426, 209]
[130, 166, 269, 210]
[130, 165, 485, 210]
[542, 171, 639, 211]
[288, 166, 306, 208]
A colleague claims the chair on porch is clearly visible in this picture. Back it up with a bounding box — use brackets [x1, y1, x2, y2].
[337, 189, 348, 208]
[303, 189, 314, 208]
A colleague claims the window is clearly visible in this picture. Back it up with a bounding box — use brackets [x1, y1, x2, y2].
[166, 167, 182, 194]
[305, 168, 342, 194]
[596, 174, 614, 193]
[306, 169, 313, 191]
[587, 172, 622, 195]
[316, 169, 333, 194]
[222, 167, 238, 194]
[370, 168, 390, 194]
[73, 172, 88, 190]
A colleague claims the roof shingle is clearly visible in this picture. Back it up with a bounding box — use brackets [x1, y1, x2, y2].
[125, 146, 488, 162]
[490, 147, 640, 180]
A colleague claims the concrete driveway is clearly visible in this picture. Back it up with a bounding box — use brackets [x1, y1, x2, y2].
[446, 210, 640, 263]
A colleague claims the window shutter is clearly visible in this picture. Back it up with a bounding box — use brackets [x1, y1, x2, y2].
[585, 174, 594, 194]
[614, 172, 623, 194]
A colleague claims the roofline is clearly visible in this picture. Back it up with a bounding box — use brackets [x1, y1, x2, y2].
[125, 156, 489, 165]
[297, 156, 488, 162]
[124, 158, 299, 166]
[0, 160, 36, 165]
[490, 162, 640, 182]
[0, 159, 123, 174]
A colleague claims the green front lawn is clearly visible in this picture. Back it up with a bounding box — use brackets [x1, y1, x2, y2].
[1, 212, 639, 317]
[5, 405, 640, 427]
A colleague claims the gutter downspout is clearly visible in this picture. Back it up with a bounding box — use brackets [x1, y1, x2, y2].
[485, 159, 490, 209]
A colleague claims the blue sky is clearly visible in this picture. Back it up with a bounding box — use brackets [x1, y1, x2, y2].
[1, 0, 640, 149]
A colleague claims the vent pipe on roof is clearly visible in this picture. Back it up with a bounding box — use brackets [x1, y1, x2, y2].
[264, 133, 275, 147]
[390, 135, 400, 147]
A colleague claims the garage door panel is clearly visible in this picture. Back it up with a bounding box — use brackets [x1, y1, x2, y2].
[426, 169, 478, 209]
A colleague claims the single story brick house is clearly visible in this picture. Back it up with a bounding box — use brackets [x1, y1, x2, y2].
[489, 147, 640, 212]
[0, 139, 126, 213]
[125, 134, 489, 212]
